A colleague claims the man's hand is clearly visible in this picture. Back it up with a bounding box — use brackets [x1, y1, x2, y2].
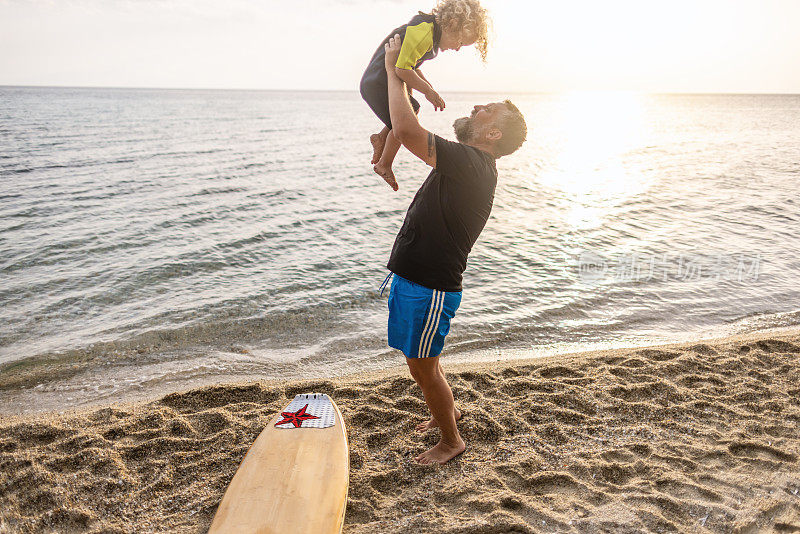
[425, 89, 446, 111]
[384, 34, 402, 71]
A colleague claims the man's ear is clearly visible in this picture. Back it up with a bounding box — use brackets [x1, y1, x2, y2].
[486, 127, 502, 142]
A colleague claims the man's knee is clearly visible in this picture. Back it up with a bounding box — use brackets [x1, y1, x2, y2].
[406, 357, 441, 384]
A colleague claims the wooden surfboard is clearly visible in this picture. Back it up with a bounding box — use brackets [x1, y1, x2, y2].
[208, 393, 349, 534]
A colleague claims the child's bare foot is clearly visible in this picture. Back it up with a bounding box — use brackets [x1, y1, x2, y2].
[416, 437, 466, 465]
[415, 407, 462, 432]
[373, 163, 398, 191]
[370, 134, 386, 164]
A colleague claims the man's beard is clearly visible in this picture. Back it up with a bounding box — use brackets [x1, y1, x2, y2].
[453, 116, 475, 143]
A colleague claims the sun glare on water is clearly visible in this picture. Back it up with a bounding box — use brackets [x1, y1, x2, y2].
[529, 91, 652, 229]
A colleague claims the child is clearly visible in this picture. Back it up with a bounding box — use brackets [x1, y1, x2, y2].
[359, 0, 490, 191]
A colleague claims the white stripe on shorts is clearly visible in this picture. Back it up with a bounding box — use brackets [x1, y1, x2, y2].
[418, 290, 440, 358]
[418, 290, 444, 358]
[422, 291, 445, 358]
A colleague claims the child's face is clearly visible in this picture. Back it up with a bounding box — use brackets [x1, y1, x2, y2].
[440, 24, 477, 52]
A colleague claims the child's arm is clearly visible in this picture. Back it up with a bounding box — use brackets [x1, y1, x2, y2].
[414, 68, 445, 110]
[384, 35, 437, 168]
[394, 68, 445, 111]
[415, 68, 431, 88]
[393, 68, 432, 95]
[393, 22, 445, 111]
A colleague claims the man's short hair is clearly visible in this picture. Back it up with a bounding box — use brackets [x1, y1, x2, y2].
[494, 100, 527, 157]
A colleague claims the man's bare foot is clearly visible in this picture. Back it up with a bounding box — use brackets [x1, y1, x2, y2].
[373, 164, 398, 191]
[370, 134, 386, 164]
[416, 437, 466, 465]
[415, 407, 462, 432]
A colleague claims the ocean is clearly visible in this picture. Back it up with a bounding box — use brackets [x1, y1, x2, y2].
[1, 86, 799, 414]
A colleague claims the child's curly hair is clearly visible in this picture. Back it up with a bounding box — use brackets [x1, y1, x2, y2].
[432, 0, 491, 62]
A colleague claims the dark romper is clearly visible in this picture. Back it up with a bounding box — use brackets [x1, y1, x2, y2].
[360, 12, 442, 130]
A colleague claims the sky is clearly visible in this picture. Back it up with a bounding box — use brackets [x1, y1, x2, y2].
[1, 0, 799, 93]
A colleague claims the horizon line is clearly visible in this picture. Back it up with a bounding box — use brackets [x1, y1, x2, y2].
[2, 84, 800, 96]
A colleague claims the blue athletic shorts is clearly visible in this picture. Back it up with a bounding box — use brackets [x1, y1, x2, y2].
[387, 274, 462, 359]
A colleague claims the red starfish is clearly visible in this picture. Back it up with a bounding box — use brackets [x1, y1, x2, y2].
[275, 404, 320, 428]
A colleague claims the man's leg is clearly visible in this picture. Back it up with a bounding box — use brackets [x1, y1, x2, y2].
[405, 355, 466, 464]
[415, 359, 462, 432]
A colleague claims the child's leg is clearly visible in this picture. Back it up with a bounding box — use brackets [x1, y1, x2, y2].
[376, 130, 401, 170]
[372, 95, 419, 191]
[373, 130, 401, 191]
[370, 126, 390, 164]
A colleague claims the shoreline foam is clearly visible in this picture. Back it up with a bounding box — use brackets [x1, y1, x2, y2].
[2, 327, 800, 532]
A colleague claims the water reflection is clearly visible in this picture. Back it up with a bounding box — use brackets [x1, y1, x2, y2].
[2, 88, 799, 414]
[533, 91, 650, 229]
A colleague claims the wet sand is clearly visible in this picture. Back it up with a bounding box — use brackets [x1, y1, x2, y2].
[1, 328, 800, 533]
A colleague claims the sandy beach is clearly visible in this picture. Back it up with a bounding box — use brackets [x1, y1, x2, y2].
[1, 328, 799, 533]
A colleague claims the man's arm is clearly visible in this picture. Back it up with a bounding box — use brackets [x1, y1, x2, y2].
[384, 35, 436, 167]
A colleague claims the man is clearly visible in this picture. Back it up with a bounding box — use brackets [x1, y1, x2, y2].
[381, 34, 527, 464]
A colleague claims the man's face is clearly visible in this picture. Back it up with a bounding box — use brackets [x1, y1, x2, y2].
[453, 102, 503, 144]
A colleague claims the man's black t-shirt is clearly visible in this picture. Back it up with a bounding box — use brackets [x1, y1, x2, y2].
[387, 135, 498, 292]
